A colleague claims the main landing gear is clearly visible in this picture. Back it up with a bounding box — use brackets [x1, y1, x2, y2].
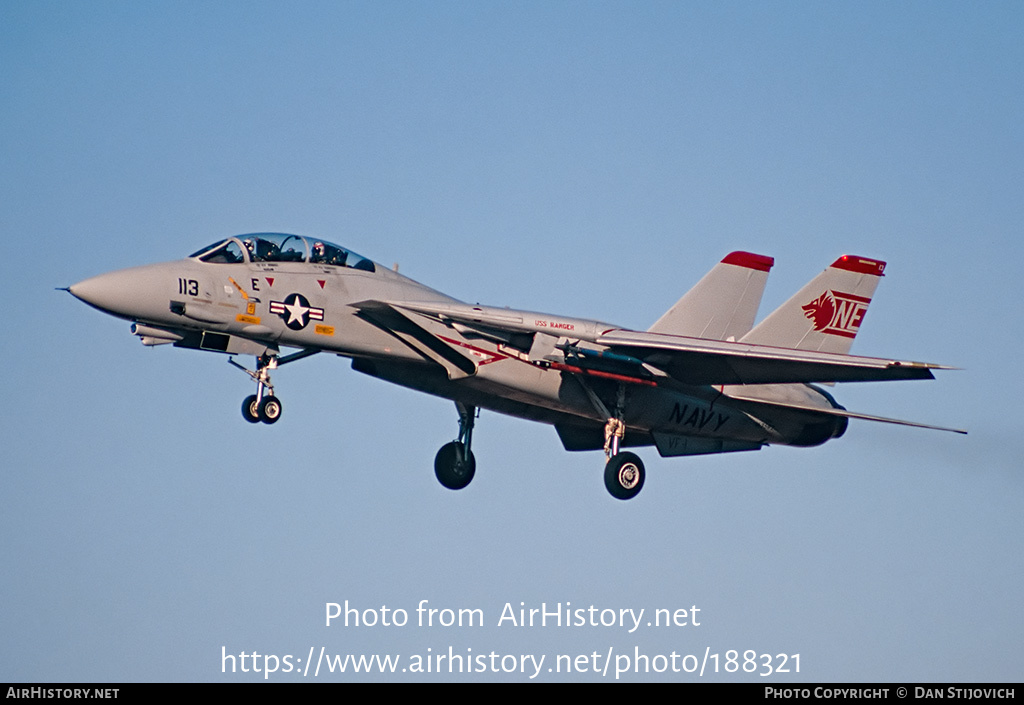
[429, 396, 646, 500]
[602, 416, 645, 501]
[230, 349, 318, 425]
[434, 403, 476, 490]
[580, 381, 645, 500]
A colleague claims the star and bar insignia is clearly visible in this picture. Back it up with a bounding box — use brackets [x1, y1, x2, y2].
[269, 293, 325, 330]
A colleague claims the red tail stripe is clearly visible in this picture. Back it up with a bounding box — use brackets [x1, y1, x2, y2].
[830, 255, 886, 276]
[722, 251, 774, 272]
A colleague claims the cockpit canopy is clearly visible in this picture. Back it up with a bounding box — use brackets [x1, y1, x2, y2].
[189, 233, 376, 272]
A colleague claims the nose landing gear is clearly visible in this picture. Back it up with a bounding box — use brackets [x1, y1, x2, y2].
[234, 353, 280, 424]
[230, 348, 318, 425]
[242, 392, 283, 424]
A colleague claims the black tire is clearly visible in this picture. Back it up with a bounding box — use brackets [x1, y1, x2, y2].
[242, 395, 261, 423]
[604, 452, 645, 500]
[258, 395, 283, 424]
[434, 441, 476, 490]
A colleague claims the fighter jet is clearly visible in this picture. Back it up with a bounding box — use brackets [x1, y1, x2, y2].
[66, 233, 963, 499]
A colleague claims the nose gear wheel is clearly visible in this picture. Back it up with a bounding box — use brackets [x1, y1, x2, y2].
[229, 349, 317, 425]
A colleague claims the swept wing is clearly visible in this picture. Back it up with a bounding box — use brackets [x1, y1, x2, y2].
[596, 329, 951, 386]
[357, 299, 952, 386]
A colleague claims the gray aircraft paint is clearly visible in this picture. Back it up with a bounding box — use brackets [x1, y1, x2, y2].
[67, 234, 963, 500]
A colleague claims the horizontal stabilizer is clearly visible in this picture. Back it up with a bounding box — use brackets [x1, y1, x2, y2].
[726, 393, 967, 434]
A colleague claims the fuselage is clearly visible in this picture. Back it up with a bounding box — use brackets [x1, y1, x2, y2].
[69, 234, 847, 456]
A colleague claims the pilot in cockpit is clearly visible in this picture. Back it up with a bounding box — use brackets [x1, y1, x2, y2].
[311, 241, 348, 267]
[243, 237, 279, 262]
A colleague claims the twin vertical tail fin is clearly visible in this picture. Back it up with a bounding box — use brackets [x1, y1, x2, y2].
[740, 255, 886, 354]
[648, 251, 774, 341]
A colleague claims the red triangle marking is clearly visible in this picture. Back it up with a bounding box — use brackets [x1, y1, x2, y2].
[266, 277, 275, 287]
[317, 280, 326, 289]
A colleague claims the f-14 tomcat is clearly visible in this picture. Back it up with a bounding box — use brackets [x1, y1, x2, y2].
[66, 233, 963, 499]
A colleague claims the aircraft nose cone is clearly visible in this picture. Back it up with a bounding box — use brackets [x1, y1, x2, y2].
[68, 269, 144, 318]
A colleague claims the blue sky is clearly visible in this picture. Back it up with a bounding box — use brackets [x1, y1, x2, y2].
[2, 1, 1021, 681]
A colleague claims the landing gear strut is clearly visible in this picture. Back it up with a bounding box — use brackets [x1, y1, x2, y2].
[234, 353, 281, 424]
[230, 349, 318, 425]
[434, 403, 476, 490]
[588, 383, 645, 500]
